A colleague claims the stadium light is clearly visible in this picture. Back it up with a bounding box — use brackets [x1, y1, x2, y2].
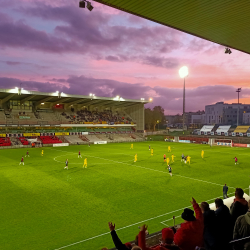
[41, 103, 44, 105]
[87, 1, 94, 11]
[179, 66, 189, 131]
[225, 48, 232, 54]
[149, 98, 153, 102]
[141, 98, 145, 101]
[179, 66, 188, 78]
[79, 1, 93, 11]
[79, 0, 85, 8]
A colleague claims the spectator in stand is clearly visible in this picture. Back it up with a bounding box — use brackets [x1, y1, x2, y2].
[200, 202, 218, 250]
[233, 200, 250, 250]
[108, 222, 133, 250]
[230, 188, 248, 226]
[174, 197, 204, 250]
[138, 225, 178, 250]
[214, 198, 233, 246]
[223, 184, 228, 199]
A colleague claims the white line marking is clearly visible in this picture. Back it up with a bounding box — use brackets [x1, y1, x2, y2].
[53, 188, 249, 250]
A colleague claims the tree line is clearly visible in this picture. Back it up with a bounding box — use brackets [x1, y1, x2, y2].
[145, 106, 165, 131]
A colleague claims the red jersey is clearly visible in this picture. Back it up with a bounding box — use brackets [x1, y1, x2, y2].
[21, 157, 24, 162]
[164, 154, 166, 158]
[26, 151, 29, 155]
[235, 157, 238, 162]
[79, 151, 81, 155]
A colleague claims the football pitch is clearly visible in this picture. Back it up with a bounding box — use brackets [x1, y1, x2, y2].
[1, 141, 249, 250]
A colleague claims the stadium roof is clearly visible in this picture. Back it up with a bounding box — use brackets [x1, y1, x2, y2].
[94, 0, 250, 54]
[0, 88, 149, 108]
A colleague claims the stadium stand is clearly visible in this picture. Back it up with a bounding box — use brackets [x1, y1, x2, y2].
[200, 125, 214, 132]
[234, 126, 250, 133]
[216, 125, 231, 133]
[39, 136, 62, 144]
[18, 137, 29, 145]
[0, 137, 11, 146]
[0, 110, 6, 124]
[64, 135, 86, 144]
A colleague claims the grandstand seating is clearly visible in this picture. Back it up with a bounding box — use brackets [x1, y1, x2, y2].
[0, 110, 6, 124]
[64, 135, 85, 144]
[0, 137, 11, 146]
[216, 125, 231, 133]
[39, 136, 62, 144]
[200, 125, 214, 132]
[18, 137, 29, 145]
[59, 110, 134, 124]
[179, 136, 209, 143]
[234, 126, 250, 133]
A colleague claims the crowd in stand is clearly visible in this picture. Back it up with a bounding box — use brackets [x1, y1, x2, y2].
[61, 110, 133, 124]
[102, 188, 250, 250]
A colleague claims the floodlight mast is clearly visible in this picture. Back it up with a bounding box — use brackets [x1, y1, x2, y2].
[179, 66, 188, 132]
[236, 88, 242, 126]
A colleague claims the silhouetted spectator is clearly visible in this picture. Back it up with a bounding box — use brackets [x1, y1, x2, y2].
[108, 222, 133, 250]
[230, 188, 248, 226]
[138, 225, 178, 250]
[215, 198, 233, 246]
[233, 200, 250, 250]
[174, 198, 204, 250]
[200, 202, 218, 250]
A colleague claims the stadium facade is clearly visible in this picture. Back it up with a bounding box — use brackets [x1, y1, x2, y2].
[0, 88, 148, 133]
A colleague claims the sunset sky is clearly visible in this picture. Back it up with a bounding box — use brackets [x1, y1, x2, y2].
[1, 0, 250, 114]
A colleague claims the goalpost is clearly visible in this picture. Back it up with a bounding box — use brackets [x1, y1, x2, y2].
[214, 139, 233, 147]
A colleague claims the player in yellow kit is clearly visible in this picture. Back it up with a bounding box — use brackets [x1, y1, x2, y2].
[168, 146, 171, 152]
[166, 157, 170, 165]
[134, 154, 137, 162]
[201, 150, 204, 158]
[130, 144, 133, 149]
[83, 158, 87, 168]
[186, 156, 191, 164]
[41, 150, 44, 156]
[171, 154, 175, 162]
[151, 148, 153, 156]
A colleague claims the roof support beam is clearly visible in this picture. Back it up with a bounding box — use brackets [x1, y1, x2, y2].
[1, 93, 16, 104]
[52, 97, 73, 105]
[35, 96, 54, 105]
[20, 95, 36, 104]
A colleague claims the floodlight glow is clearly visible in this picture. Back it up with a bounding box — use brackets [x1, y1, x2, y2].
[41, 103, 44, 105]
[149, 98, 153, 102]
[179, 66, 189, 78]
[89, 93, 92, 96]
[141, 98, 145, 101]
[116, 95, 120, 99]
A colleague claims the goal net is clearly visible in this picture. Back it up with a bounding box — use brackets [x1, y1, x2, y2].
[214, 139, 233, 147]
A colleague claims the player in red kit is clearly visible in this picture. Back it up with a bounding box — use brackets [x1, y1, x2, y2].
[234, 157, 238, 165]
[163, 154, 166, 162]
[19, 156, 24, 165]
[78, 150, 82, 158]
[25, 150, 30, 157]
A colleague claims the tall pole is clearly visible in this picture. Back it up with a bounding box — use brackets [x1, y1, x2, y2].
[183, 77, 185, 131]
[236, 88, 241, 126]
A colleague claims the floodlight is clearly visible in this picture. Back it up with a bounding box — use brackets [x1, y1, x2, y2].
[179, 66, 188, 78]
[149, 98, 153, 102]
[87, 1, 94, 11]
[141, 98, 145, 101]
[116, 95, 120, 99]
[225, 48, 232, 54]
[79, 1, 85, 8]
[41, 103, 44, 105]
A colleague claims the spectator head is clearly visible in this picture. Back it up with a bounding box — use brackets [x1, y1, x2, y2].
[225, 184, 227, 186]
[161, 228, 174, 244]
[235, 188, 244, 199]
[132, 247, 141, 250]
[215, 198, 224, 209]
[200, 202, 210, 213]
[181, 208, 196, 221]
[125, 242, 132, 249]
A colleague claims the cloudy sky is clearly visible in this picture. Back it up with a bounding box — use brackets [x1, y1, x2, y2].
[1, 0, 250, 114]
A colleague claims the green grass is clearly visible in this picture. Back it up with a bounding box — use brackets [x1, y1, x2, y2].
[1, 142, 249, 250]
